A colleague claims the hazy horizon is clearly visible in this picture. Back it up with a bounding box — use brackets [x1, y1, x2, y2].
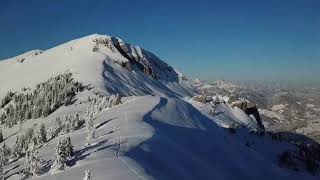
[0, 0, 319, 84]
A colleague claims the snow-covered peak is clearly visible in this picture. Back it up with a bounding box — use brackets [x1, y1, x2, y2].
[211, 80, 239, 90]
[0, 34, 193, 98]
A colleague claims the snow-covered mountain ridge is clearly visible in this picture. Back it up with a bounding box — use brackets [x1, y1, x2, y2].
[0, 34, 319, 180]
[0, 34, 193, 99]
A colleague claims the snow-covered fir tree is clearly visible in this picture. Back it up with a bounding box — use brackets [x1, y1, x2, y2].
[71, 114, 85, 131]
[85, 94, 121, 118]
[83, 170, 91, 180]
[0, 164, 3, 180]
[24, 144, 41, 177]
[65, 137, 74, 159]
[0, 129, 3, 143]
[0, 73, 86, 127]
[49, 117, 63, 139]
[0, 91, 14, 108]
[12, 136, 23, 158]
[51, 136, 73, 172]
[48, 114, 85, 139]
[20, 135, 29, 154]
[2, 143, 11, 158]
[26, 128, 35, 144]
[52, 137, 67, 172]
[0, 145, 8, 180]
[0, 167, 2, 180]
[86, 115, 95, 145]
[38, 123, 47, 144]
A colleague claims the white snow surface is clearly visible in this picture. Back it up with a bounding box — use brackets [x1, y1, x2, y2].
[0, 34, 317, 180]
[0, 49, 43, 62]
[0, 34, 193, 98]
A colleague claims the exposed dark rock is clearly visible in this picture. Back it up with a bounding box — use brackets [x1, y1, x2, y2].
[111, 37, 178, 82]
[230, 98, 265, 133]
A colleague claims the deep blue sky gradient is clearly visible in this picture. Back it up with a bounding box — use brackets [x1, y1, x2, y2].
[0, 0, 319, 83]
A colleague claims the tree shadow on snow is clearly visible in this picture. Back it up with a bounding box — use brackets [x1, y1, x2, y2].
[4, 132, 17, 142]
[95, 117, 118, 129]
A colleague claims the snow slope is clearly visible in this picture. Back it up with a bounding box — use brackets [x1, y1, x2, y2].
[4, 95, 312, 180]
[0, 34, 318, 180]
[0, 34, 193, 98]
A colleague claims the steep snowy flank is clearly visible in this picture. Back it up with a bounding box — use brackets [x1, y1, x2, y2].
[111, 37, 178, 82]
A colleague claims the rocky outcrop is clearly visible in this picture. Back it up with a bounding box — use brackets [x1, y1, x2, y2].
[111, 37, 179, 82]
[229, 97, 265, 133]
[192, 95, 213, 103]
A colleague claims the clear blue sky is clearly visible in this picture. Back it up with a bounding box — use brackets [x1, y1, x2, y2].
[0, 0, 319, 84]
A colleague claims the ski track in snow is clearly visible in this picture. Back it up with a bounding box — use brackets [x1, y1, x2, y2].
[114, 112, 147, 180]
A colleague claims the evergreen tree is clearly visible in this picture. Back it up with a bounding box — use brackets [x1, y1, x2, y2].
[83, 170, 91, 180]
[0, 91, 14, 108]
[0, 145, 8, 180]
[86, 116, 95, 145]
[19, 135, 29, 154]
[2, 143, 11, 157]
[41, 101, 51, 117]
[24, 145, 41, 177]
[0, 73, 85, 127]
[52, 138, 65, 171]
[12, 136, 22, 158]
[65, 137, 74, 159]
[51, 137, 70, 172]
[0, 165, 3, 180]
[0, 129, 3, 143]
[39, 123, 47, 143]
[26, 128, 34, 143]
[0, 165, 2, 180]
